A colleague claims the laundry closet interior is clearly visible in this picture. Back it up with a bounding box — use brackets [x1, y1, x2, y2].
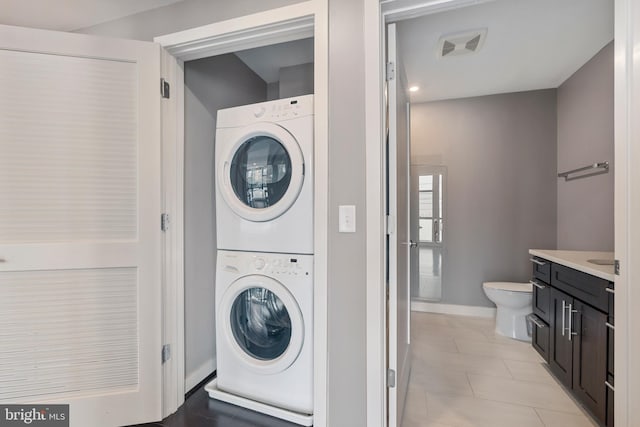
[181, 35, 315, 423]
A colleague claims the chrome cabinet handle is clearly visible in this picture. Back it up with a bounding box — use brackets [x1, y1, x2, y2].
[561, 300, 566, 337]
[606, 322, 615, 330]
[530, 258, 546, 266]
[568, 303, 578, 341]
[605, 288, 615, 294]
[530, 280, 545, 289]
[605, 381, 615, 392]
[530, 316, 546, 328]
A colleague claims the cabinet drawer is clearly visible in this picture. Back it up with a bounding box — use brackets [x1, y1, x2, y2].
[551, 264, 609, 313]
[531, 257, 551, 283]
[532, 279, 551, 323]
[529, 314, 550, 362]
[608, 285, 615, 324]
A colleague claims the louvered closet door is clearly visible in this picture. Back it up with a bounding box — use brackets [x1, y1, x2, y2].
[0, 25, 162, 427]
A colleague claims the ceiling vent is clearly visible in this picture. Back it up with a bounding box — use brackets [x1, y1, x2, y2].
[437, 29, 487, 58]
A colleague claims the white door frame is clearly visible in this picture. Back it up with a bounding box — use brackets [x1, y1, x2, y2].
[154, 1, 329, 424]
[365, 0, 639, 426]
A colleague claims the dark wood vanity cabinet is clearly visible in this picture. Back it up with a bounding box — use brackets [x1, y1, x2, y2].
[530, 257, 614, 426]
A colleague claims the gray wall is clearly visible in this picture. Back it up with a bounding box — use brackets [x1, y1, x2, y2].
[184, 54, 266, 388]
[411, 90, 558, 307]
[327, 0, 367, 425]
[80, 1, 370, 423]
[557, 42, 614, 251]
[279, 63, 314, 98]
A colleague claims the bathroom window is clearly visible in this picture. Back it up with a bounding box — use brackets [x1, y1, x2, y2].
[418, 173, 443, 244]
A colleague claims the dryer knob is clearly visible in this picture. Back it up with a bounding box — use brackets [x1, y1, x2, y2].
[254, 258, 266, 270]
[254, 106, 266, 118]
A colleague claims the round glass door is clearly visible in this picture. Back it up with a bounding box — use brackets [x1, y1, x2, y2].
[219, 123, 305, 222]
[220, 275, 304, 373]
[230, 287, 292, 360]
[230, 136, 292, 209]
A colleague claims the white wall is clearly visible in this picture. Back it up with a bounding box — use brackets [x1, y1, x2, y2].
[75, 0, 302, 41]
[183, 54, 266, 390]
[557, 42, 614, 251]
[411, 90, 558, 307]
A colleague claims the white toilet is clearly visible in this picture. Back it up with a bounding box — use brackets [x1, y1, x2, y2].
[482, 282, 533, 341]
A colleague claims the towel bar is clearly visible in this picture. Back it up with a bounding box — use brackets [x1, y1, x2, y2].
[558, 161, 609, 181]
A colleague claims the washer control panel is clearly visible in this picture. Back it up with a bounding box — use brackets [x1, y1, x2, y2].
[218, 250, 313, 278]
[252, 255, 310, 277]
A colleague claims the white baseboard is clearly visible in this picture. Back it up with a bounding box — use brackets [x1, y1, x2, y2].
[185, 357, 216, 392]
[411, 301, 496, 318]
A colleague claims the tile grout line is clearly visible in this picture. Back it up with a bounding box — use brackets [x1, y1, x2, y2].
[533, 406, 548, 426]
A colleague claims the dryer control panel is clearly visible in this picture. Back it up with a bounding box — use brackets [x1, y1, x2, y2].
[216, 94, 314, 127]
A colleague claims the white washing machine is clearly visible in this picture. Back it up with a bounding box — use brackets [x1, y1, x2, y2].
[213, 250, 313, 419]
[215, 95, 313, 255]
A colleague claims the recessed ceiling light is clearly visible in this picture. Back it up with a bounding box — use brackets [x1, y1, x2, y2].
[409, 86, 420, 92]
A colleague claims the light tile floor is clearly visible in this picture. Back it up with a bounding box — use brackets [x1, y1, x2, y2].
[402, 311, 599, 427]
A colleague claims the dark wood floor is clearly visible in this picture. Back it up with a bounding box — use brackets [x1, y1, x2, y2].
[132, 383, 301, 427]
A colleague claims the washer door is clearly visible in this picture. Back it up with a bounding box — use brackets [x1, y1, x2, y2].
[220, 274, 304, 374]
[218, 122, 304, 222]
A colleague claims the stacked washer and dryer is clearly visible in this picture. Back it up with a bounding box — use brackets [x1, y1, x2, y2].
[206, 94, 314, 426]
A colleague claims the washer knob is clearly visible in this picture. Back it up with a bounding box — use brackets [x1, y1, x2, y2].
[253, 106, 266, 118]
[254, 258, 266, 270]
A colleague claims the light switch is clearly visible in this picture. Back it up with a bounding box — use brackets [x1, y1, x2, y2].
[339, 205, 356, 233]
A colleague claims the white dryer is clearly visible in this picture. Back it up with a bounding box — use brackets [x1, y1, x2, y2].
[214, 250, 313, 418]
[215, 95, 313, 254]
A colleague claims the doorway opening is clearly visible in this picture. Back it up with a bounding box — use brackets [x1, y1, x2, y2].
[383, 0, 614, 425]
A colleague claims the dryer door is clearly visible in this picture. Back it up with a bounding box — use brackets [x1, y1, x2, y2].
[218, 122, 305, 222]
[219, 274, 304, 374]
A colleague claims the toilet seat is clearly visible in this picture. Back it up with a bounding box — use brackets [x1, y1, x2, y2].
[483, 282, 532, 293]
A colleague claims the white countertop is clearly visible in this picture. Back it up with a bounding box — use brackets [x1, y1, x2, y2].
[528, 249, 615, 282]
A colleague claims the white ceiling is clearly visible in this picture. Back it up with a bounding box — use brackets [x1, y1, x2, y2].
[0, 0, 184, 31]
[235, 38, 314, 84]
[397, 0, 614, 103]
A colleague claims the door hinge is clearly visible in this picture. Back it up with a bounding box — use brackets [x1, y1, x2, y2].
[386, 215, 396, 235]
[614, 259, 620, 276]
[386, 62, 395, 81]
[387, 369, 396, 388]
[161, 213, 170, 232]
[161, 78, 170, 99]
[162, 344, 171, 364]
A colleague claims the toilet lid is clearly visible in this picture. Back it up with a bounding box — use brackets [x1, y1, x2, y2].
[483, 282, 533, 292]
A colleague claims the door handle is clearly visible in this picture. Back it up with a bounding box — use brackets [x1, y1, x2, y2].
[530, 258, 546, 266]
[401, 241, 418, 248]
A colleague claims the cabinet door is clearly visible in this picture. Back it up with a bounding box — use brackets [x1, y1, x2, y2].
[572, 301, 607, 424]
[549, 288, 573, 388]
